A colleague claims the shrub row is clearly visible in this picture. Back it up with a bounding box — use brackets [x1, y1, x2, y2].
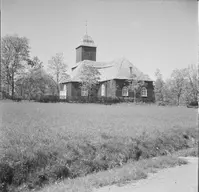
[59, 96, 123, 104]
[36, 95, 154, 104]
[38, 95, 59, 103]
[0, 128, 198, 191]
[1, 94, 154, 104]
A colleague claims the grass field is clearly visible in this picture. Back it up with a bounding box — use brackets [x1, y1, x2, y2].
[0, 101, 198, 191]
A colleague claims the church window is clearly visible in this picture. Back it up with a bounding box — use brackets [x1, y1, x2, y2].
[81, 86, 88, 96]
[101, 84, 106, 96]
[63, 84, 67, 91]
[60, 85, 67, 99]
[141, 87, 147, 97]
[122, 86, 129, 97]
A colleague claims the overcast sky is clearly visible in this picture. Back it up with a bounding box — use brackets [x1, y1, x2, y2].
[2, 0, 198, 80]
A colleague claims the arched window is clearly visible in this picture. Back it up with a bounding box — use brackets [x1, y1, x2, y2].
[81, 86, 88, 96]
[64, 85, 67, 96]
[141, 87, 147, 97]
[122, 86, 129, 97]
[63, 84, 67, 91]
[60, 84, 67, 99]
[101, 84, 106, 96]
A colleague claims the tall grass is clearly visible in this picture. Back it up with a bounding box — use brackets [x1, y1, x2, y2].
[0, 101, 198, 191]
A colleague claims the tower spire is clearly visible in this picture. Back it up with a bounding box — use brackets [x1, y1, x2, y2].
[85, 20, 88, 35]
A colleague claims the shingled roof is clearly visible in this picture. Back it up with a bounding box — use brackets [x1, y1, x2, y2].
[61, 58, 152, 83]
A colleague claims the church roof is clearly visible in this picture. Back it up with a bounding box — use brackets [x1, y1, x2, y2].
[61, 58, 152, 83]
[76, 34, 96, 48]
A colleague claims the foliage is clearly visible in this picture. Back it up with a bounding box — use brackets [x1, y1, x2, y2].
[48, 53, 68, 93]
[60, 96, 122, 104]
[154, 69, 165, 103]
[124, 73, 146, 103]
[15, 59, 58, 100]
[79, 64, 101, 98]
[38, 95, 59, 103]
[1, 35, 30, 98]
[183, 64, 198, 104]
[169, 68, 187, 105]
[154, 67, 198, 106]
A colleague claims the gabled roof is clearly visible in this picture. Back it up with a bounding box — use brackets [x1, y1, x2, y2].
[62, 58, 152, 83]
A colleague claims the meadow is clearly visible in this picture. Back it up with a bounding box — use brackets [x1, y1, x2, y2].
[0, 101, 198, 191]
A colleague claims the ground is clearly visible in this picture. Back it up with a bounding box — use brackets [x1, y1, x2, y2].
[94, 157, 198, 192]
[0, 101, 198, 191]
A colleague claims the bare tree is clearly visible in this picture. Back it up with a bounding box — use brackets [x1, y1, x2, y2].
[170, 68, 187, 105]
[79, 64, 101, 99]
[184, 64, 198, 104]
[127, 74, 145, 103]
[48, 53, 68, 94]
[1, 35, 30, 98]
[154, 69, 165, 103]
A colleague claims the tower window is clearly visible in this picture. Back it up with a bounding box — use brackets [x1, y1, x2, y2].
[122, 86, 129, 97]
[141, 87, 147, 97]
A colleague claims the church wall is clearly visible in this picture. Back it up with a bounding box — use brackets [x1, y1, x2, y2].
[142, 81, 155, 102]
[67, 83, 72, 97]
[65, 80, 154, 102]
[97, 84, 102, 97]
[97, 80, 116, 97]
[107, 80, 116, 97]
[114, 79, 154, 101]
[71, 82, 81, 97]
[115, 79, 133, 97]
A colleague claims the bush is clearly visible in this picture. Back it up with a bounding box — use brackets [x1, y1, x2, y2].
[157, 101, 166, 106]
[34, 95, 155, 105]
[187, 101, 198, 108]
[12, 96, 22, 102]
[38, 95, 59, 103]
[58, 96, 122, 104]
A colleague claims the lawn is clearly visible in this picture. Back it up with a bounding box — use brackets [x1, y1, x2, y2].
[1, 101, 197, 138]
[0, 101, 198, 191]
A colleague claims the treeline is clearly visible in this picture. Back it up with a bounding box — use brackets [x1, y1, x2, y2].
[1, 35, 68, 100]
[1, 34, 198, 105]
[154, 67, 198, 106]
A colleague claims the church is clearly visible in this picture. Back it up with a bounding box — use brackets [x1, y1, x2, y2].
[60, 33, 154, 102]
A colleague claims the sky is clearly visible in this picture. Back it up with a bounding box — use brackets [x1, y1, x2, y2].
[2, 0, 198, 80]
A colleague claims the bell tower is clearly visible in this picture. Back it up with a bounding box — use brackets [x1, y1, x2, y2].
[76, 22, 97, 63]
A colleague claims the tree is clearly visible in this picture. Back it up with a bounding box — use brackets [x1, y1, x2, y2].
[169, 68, 187, 105]
[127, 74, 146, 103]
[1, 35, 30, 98]
[16, 64, 57, 100]
[163, 79, 177, 105]
[184, 64, 198, 104]
[48, 53, 68, 95]
[79, 64, 101, 99]
[154, 69, 165, 103]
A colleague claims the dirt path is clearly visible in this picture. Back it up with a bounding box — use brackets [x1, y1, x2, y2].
[94, 157, 198, 192]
